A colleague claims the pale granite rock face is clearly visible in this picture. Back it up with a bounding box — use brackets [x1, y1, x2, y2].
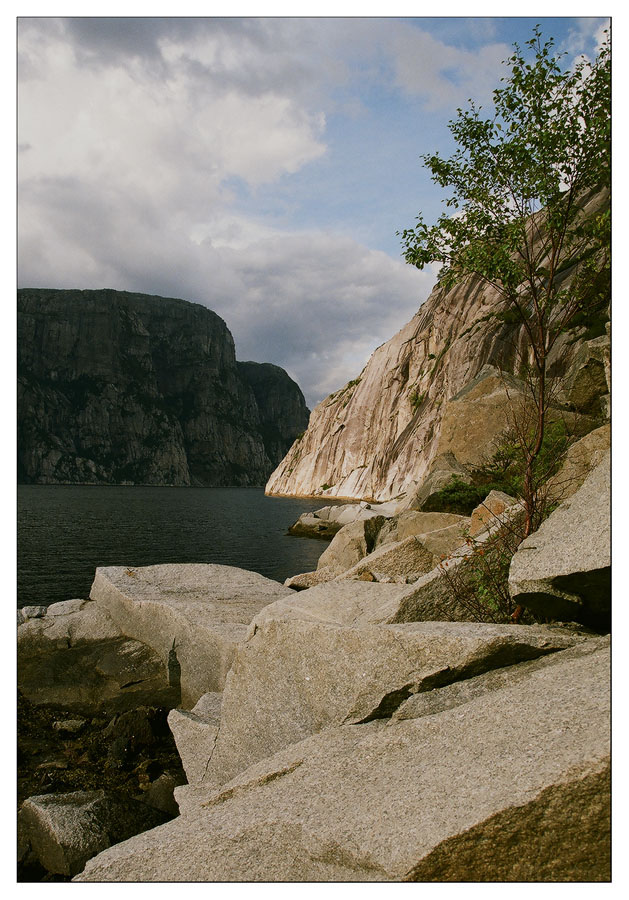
[509, 452, 610, 628]
[90, 564, 293, 707]
[76, 639, 610, 883]
[375, 511, 469, 547]
[266, 192, 608, 505]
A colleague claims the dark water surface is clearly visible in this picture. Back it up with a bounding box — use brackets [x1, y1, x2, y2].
[17, 485, 345, 608]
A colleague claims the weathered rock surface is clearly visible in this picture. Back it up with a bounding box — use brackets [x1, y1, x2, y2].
[316, 516, 387, 576]
[90, 564, 293, 706]
[167, 693, 223, 785]
[404, 452, 473, 510]
[19, 790, 169, 877]
[374, 510, 468, 547]
[77, 638, 610, 882]
[202, 619, 581, 789]
[468, 489, 517, 538]
[336, 530, 458, 582]
[18, 600, 178, 712]
[509, 452, 610, 628]
[288, 501, 396, 539]
[561, 334, 610, 416]
[18, 288, 309, 485]
[547, 423, 610, 501]
[284, 567, 337, 590]
[253, 581, 413, 630]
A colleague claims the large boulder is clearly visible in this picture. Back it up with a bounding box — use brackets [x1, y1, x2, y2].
[19, 790, 168, 877]
[253, 581, 413, 630]
[335, 519, 471, 582]
[468, 490, 518, 538]
[561, 334, 610, 416]
[17, 599, 122, 651]
[316, 516, 387, 575]
[404, 452, 472, 511]
[76, 638, 610, 882]
[547, 423, 610, 502]
[90, 564, 293, 707]
[509, 452, 610, 629]
[284, 568, 336, 591]
[18, 600, 178, 713]
[201, 617, 581, 790]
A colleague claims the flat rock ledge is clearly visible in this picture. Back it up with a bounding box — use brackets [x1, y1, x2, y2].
[76, 638, 610, 882]
[90, 564, 293, 707]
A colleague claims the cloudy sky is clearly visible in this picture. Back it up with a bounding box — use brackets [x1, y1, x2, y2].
[17, 14, 608, 408]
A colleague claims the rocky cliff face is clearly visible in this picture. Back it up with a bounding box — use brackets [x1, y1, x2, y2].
[18, 289, 309, 486]
[266, 191, 609, 503]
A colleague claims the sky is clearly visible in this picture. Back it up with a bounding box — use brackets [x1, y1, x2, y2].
[17, 13, 609, 409]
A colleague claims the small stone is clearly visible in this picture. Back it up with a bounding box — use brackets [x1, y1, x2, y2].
[53, 718, 87, 735]
[21, 606, 47, 619]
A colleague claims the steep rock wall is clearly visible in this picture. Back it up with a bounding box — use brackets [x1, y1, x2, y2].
[266, 191, 609, 503]
[18, 289, 309, 486]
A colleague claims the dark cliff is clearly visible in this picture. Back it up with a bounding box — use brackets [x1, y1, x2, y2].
[17, 289, 310, 486]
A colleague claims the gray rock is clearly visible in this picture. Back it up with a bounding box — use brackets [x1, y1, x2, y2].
[284, 568, 336, 590]
[336, 534, 440, 581]
[76, 640, 610, 882]
[203, 619, 580, 789]
[19, 790, 169, 877]
[393, 634, 610, 722]
[408, 452, 473, 510]
[547, 423, 610, 502]
[46, 598, 86, 617]
[90, 564, 293, 706]
[52, 718, 88, 735]
[168, 692, 223, 785]
[562, 335, 610, 415]
[21, 605, 47, 619]
[252, 581, 411, 630]
[375, 511, 469, 547]
[19, 634, 178, 713]
[288, 502, 393, 540]
[316, 516, 387, 575]
[18, 600, 123, 653]
[509, 452, 610, 628]
[143, 774, 186, 817]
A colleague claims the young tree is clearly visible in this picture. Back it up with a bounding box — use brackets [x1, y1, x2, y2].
[399, 27, 610, 547]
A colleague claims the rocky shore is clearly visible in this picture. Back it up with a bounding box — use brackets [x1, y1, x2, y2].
[17, 440, 610, 882]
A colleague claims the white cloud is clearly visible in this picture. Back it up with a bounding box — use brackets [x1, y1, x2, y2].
[18, 17, 560, 406]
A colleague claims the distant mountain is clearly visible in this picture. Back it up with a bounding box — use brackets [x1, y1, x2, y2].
[17, 288, 309, 486]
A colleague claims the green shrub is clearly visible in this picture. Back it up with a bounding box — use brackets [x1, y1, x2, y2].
[422, 477, 490, 515]
[409, 389, 426, 412]
[439, 523, 540, 624]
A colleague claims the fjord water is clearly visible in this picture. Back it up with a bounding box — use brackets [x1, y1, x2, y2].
[18, 485, 343, 608]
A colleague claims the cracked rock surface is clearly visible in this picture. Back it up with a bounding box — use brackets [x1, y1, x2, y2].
[76, 637, 610, 882]
[90, 564, 293, 706]
[200, 618, 583, 789]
